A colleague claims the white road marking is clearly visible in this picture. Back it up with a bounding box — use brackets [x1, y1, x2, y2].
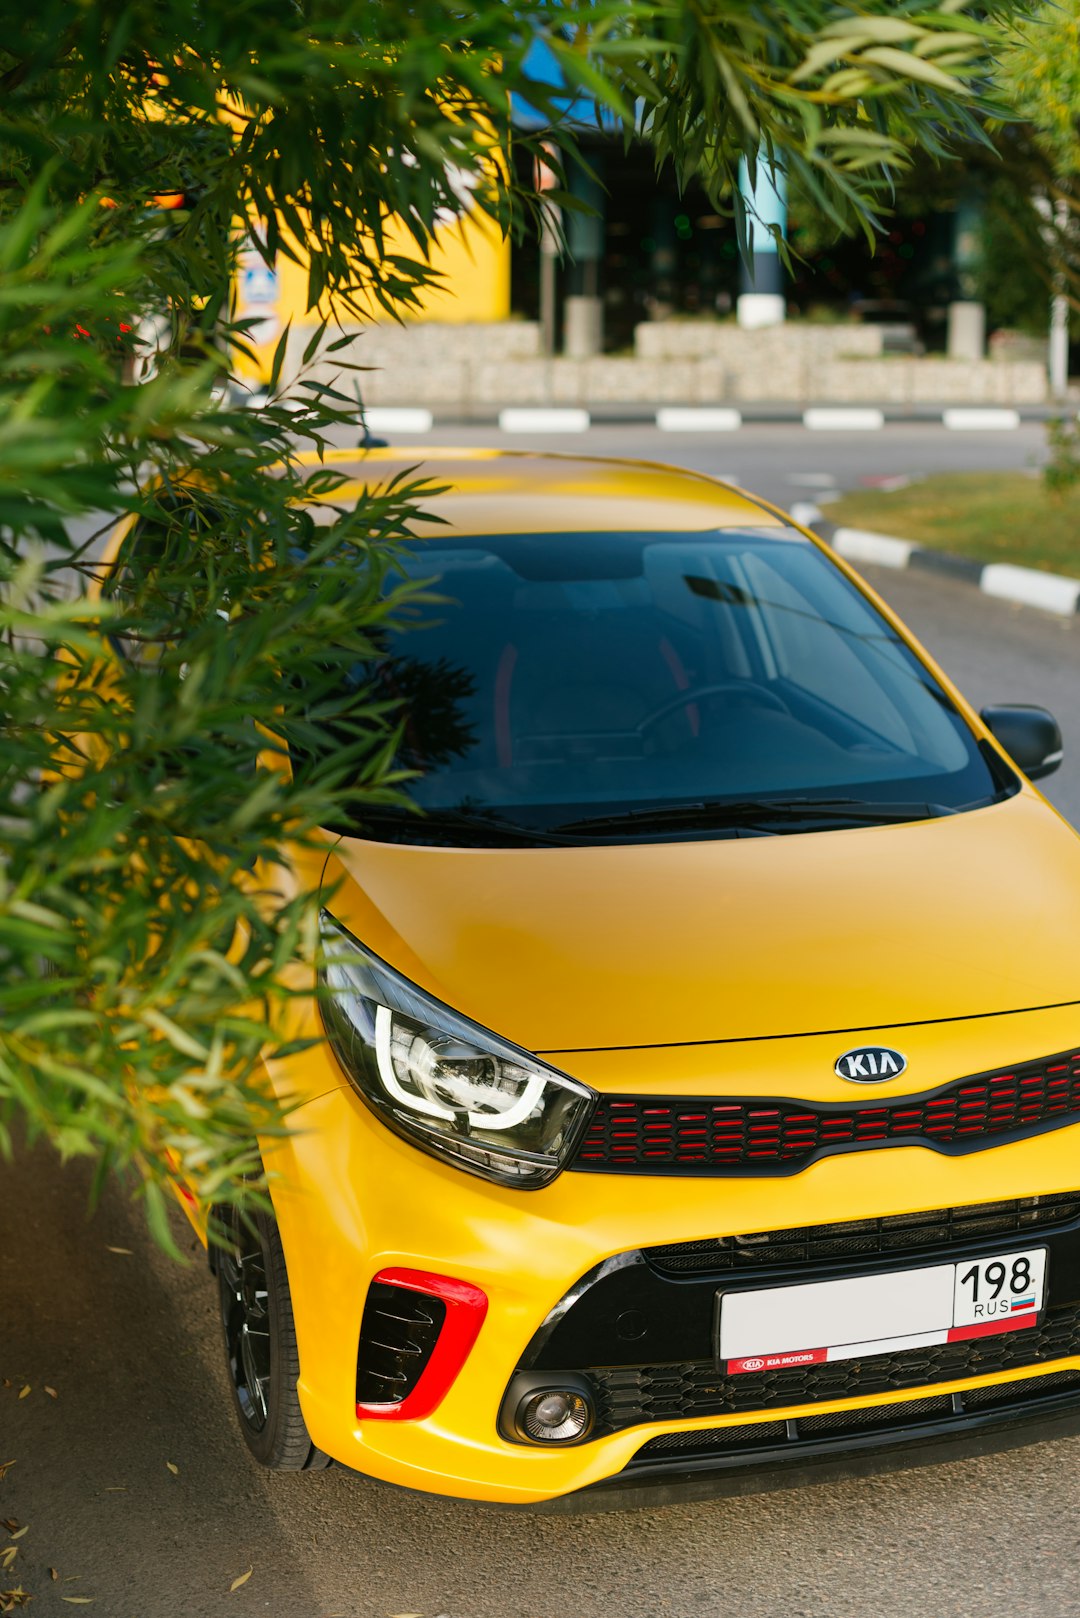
[804, 408, 885, 431]
[831, 527, 915, 569]
[980, 563, 1080, 617]
[363, 407, 434, 433]
[943, 408, 1021, 431]
[656, 407, 743, 432]
[498, 407, 591, 434]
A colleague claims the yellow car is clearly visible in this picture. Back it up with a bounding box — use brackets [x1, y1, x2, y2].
[184, 449, 1080, 1507]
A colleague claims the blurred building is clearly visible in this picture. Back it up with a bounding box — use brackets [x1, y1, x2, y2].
[232, 40, 1051, 399]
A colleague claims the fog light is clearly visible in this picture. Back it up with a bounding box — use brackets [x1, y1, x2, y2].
[520, 1388, 593, 1444]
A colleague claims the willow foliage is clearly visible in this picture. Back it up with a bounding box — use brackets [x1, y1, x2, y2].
[0, 0, 1028, 1241]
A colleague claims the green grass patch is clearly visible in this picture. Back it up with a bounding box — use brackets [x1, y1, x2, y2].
[825, 472, 1080, 577]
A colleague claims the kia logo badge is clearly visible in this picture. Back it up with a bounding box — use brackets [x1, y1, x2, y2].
[835, 1046, 907, 1083]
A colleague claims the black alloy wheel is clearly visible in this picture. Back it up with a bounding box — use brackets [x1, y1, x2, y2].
[215, 1203, 332, 1471]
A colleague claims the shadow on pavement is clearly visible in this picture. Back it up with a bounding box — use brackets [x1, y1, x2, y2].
[9, 1055, 1080, 1615]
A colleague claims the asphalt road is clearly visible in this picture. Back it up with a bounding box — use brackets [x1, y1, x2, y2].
[362, 418, 1050, 512]
[9, 424, 1080, 1618]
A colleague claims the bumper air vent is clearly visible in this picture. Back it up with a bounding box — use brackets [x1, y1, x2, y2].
[355, 1268, 488, 1422]
[356, 1279, 446, 1408]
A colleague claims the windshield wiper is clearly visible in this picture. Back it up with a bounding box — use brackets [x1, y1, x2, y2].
[556, 797, 959, 837]
[359, 807, 579, 847]
[359, 796, 960, 846]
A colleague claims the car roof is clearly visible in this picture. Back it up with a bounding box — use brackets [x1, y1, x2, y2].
[298, 447, 789, 536]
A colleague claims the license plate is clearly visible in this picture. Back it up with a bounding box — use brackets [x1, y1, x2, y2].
[718, 1246, 1047, 1375]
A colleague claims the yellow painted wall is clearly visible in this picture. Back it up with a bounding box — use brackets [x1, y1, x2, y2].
[234, 207, 510, 382]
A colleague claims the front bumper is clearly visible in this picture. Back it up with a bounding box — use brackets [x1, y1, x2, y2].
[262, 1000, 1080, 1505]
[498, 1199, 1080, 1434]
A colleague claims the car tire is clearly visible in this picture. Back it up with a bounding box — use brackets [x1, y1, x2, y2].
[215, 1203, 332, 1471]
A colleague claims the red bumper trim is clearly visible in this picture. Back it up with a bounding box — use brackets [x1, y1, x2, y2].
[355, 1267, 489, 1423]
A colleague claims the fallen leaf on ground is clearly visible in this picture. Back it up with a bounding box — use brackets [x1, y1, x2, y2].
[102, 1487, 126, 1492]
[0, 1592, 31, 1611]
[165, 1462, 178, 1475]
[44, 1387, 58, 1399]
[0, 1464, 15, 1482]
[105, 1246, 132, 1256]
[61, 1598, 94, 1604]
[50, 1568, 59, 1580]
[229, 1569, 252, 1592]
[1, 1549, 16, 1572]
[15, 1390, 28, 1402]
[7, 1532, 25, 1545]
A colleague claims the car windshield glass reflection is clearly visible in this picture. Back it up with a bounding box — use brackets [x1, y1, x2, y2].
[318, 528, 1006, 844]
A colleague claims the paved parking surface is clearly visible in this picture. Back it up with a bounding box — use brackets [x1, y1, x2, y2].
[8, 429, 1080, 1618]
[9, 1100, 1080, 1618]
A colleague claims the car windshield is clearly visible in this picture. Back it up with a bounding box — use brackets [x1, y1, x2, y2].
[325, 527, 1007, 844]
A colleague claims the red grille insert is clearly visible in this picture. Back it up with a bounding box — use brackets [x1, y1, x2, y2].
[572, 1049, 1080, 1175]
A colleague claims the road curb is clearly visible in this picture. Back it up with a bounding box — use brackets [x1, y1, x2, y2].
[336, 402, 1064, 433]
[805, 515, 1080, 619]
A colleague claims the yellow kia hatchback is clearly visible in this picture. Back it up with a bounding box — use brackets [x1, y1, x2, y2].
[158, 448, 1080, 1508]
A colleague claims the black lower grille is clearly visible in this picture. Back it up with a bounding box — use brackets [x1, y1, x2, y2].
[798, 1394, 954, 1437]
[630, 1370, 1080, 1466]
[591, 1304, 1080, 1430]
[640, 1421, 790, 1455]
[645, 1192, 1080, 1277]
[964, 1367, 1080, 1408]
[355, 1280, 446, 1407]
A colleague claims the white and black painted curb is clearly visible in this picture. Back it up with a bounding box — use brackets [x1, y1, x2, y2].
[802, 513, 1080, 619]
[344, 404, 1049, 435]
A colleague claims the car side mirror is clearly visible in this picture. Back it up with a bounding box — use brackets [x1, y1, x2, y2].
[980, 705, 1063, 782]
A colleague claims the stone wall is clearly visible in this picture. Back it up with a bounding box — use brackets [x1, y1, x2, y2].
[632, 321, 885, 362]
[288, 318, 1048, 408]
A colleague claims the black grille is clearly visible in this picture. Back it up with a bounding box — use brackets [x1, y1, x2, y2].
[573, 1049, 1080, 1174]
[590, 1303, 1080, 1431]
[645, 1192, 1080, 1276]
[799, 1395, 954, 1436]
[963, 1368, 1080, 1408]
[355, 1281, 446, 1407]
[630, 1372, 1080, 1466]
[640, 1420, 790, 1455]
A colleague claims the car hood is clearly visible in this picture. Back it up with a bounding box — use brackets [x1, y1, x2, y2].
[326, 791, 1080, 1053]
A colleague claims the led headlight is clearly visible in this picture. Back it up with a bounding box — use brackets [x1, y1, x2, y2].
[317, 911, 596, 1188]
